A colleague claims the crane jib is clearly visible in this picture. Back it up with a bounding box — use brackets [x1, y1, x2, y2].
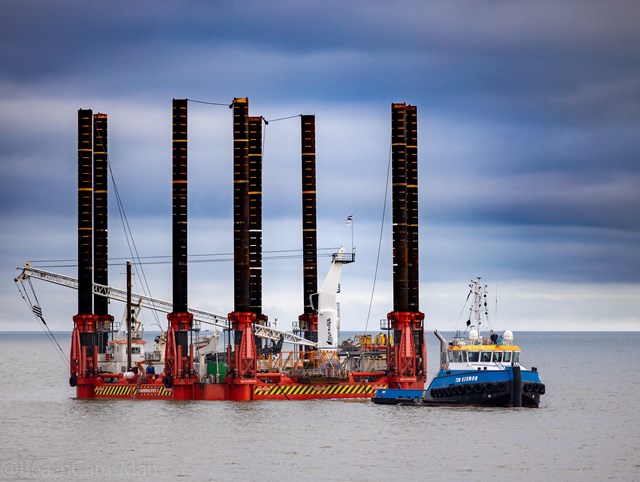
[15, 264, 316, 348]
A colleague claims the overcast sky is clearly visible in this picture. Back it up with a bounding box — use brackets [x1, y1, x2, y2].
[1, 0, 639, 334]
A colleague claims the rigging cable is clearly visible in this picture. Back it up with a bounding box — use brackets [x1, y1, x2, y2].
[262, 114, 302, 155]
[186, 98, 229, 107]
[363, 140, 393, 335]
[27, 247, 340, 265]
[453, 287, 473, 334]
[27, 249, 340, 269]
[103, 138, 163, 330]
[264, 114, 302, 123]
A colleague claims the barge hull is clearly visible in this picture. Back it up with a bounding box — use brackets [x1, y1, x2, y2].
[84, 376, 392, 401]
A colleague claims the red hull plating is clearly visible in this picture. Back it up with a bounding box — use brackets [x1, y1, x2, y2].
[80, 374, 402, 401]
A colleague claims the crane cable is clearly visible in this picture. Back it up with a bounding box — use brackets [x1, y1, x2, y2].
[14, 278, 69, 368]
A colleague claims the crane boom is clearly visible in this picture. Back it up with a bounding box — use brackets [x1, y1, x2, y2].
[15, 263, 317, 347]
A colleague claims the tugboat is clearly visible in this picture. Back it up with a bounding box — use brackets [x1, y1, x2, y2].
[373, 278, 545, 407]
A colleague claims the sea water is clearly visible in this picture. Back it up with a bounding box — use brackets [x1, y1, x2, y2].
[0, 331, 638, 481]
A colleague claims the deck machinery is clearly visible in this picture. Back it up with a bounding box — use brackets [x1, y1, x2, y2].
[64, 99, 425, 400]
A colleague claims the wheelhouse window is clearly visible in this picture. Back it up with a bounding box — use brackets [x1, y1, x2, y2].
[513, 352, 520, 363]
[468, 351, 479, 362]
[503, 351, 512, 363]
[449, 351, 465, 363]
[480, 352, 492, 363]
[493, 351, 503, 362]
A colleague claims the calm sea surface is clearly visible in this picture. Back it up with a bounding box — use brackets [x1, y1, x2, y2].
[0, 331, 638, 481]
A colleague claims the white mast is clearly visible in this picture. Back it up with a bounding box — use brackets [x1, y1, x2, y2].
[469, 277, 490, 333]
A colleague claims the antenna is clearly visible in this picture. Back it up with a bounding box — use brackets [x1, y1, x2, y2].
[495, 278, 498, 326]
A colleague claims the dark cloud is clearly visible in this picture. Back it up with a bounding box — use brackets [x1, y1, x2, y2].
[423, 223, 640, 284]
[1, 0, 639, 330]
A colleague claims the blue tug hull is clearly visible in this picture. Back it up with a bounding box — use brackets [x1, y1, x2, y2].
[373, 366, 544, 407]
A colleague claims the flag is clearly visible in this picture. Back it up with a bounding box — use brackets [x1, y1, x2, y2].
[345, 215, 353, 225]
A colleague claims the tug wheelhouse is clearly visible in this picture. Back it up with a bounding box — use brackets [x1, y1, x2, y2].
[373, 278, 546, 407]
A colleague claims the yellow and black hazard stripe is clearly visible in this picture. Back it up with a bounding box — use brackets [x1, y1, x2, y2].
[95, 385, 134, 397]
[96, 384, 174, 398]
[255, 384, 387, 397]
[324, 384, 373, 395]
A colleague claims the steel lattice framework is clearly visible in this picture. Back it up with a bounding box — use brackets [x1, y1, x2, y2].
[15, 263, 316, 348]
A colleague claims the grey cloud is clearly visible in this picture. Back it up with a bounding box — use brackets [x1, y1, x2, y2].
[2, 0, 639, 330]
[423, 223, 640, 283]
